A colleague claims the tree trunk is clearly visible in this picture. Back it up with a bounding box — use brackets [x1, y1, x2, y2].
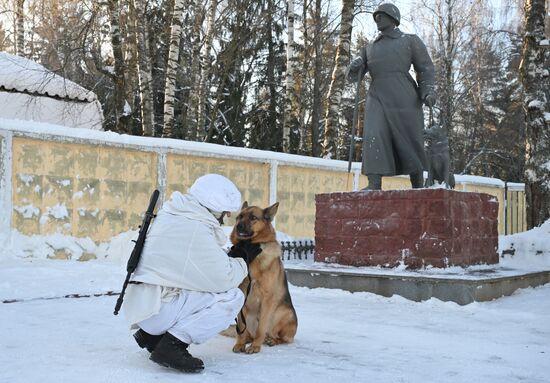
[162, 0, 186, 138]
[131, 0, 155, 136]
[283, 0, 300, 153]
[442, 0, 455, 139]
[186, 0, 204, 141]
[322, 0, 355, 159]
[520, 0, 550, 228]
[124, 0, 139, 134]
[107, 0, 131, 133]
[199, 0, 218, 141]
[300, 0, 310, 154]
[15, 0, 25, 56]
[311, 0, 322, 157]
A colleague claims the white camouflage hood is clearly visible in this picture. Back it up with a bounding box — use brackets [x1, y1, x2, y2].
[161, 191, 227, 246]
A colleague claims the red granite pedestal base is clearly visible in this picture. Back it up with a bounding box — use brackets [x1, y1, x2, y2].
[314, 189, 499, 269]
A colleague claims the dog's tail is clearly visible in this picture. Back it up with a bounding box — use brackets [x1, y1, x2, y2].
[219, 324, 237, 338]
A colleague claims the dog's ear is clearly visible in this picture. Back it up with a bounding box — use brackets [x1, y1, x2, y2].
[263, 202, 279, 221]
[241, 201, 248, 210]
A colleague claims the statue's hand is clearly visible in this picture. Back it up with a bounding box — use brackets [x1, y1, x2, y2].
[346, 57, 364, 82]
[424, 93, 436, 107]
[349, 57, 364, 71]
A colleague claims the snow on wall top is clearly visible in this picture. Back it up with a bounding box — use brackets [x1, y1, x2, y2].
[0, 117, 512, 188]
[0, 52, 97, 102]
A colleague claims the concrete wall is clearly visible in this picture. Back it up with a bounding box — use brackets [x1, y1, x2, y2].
[0, 121, 526, 244]
[11, 137, 157, 241]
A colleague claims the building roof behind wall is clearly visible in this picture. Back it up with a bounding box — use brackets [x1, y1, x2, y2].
[0, 52, 96, 103]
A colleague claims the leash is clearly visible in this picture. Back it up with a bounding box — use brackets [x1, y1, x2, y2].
[236, 274, 252, 335]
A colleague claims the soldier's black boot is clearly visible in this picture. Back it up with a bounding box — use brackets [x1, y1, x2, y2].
[133, 329, 164, 353]
[409, 171, 424, 189]
[149, 333, 204, 373]
[364, 174, 382, 190]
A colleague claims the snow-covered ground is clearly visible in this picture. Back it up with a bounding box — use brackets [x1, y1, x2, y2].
[1, 222, 550, 382]
[1, 257, 549, 383]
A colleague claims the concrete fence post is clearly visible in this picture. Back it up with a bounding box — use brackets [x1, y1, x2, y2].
[0, 129, 12, 238]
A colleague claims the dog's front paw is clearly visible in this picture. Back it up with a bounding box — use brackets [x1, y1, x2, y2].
[232, 343, 247, 353]
[245, 344, 261, 354]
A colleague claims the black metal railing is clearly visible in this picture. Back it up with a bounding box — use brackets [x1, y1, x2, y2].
[280, 240, 315, 261]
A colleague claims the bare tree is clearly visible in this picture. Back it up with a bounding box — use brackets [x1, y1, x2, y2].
[131, 0, 155, 136]
[520, 0, 550, 227]
[310, 0, 323, 157]
[322, 0, 355, 159]
[107, 0, 131, 133]
[199, 0, 218, 141]
[417, 0, 477, 166]
[186, 0, 205, 141]
[0, 21, 8, 50]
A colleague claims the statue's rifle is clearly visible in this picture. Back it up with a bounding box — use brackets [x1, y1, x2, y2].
[347, 70, 363, 175]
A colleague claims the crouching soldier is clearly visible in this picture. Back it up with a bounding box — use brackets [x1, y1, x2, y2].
[123, 174, 261, 373]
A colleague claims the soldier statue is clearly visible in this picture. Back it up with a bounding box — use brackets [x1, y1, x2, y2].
[346, 3, 436, 190]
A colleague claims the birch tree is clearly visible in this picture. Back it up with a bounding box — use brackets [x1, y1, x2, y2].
[322, 0, 355, 159]
[162, 0, 185, 138]
[520, 0, 550, 227]
[15, 0, 24, 55]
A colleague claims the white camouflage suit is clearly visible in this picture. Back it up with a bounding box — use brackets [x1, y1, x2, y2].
[123, 179, 247, 345]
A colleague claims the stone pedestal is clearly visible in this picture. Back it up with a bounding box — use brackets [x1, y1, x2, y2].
[314, 189, 499, 269]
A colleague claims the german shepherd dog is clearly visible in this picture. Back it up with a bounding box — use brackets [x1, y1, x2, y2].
[229, 201, 298, 354]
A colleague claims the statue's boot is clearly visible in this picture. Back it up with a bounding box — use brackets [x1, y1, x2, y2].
[363, 174, 382, 190]
[409, 172, 424, 189]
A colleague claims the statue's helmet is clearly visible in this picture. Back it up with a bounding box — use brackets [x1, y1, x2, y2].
[373, 3, 401, 26]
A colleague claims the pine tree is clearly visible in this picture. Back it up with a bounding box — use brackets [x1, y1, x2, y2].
[520, 0, 550, 228]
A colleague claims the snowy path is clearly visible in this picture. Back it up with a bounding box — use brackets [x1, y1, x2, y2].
[1, 259, 549, 383]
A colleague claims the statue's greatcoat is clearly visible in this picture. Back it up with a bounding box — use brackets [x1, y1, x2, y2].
[347, 28, 435, 176]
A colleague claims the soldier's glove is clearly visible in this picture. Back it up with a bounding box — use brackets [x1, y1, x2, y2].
[424, 93, 436, 107]
[228, 241, 262, 264]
